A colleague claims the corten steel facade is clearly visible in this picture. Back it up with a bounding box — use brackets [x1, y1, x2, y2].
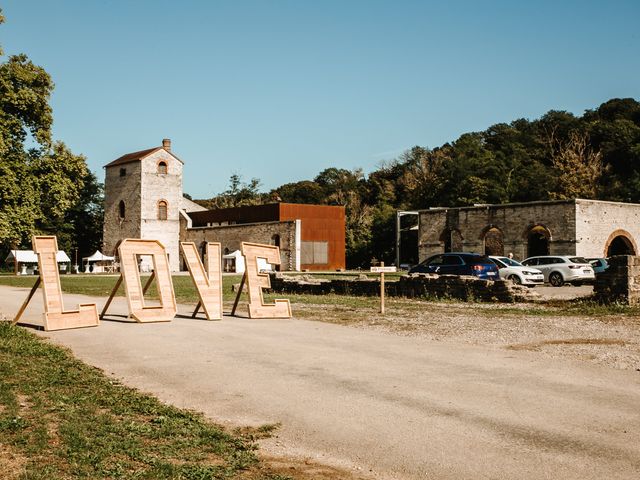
[188, 203, 346, 271]
[418, 199, 640, 262]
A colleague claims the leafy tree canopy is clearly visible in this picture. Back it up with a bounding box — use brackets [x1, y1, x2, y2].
[0, 10, 102, 261]
[199, 98, 640, 267]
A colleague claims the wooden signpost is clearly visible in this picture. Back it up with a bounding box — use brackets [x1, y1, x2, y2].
[370, 262, 397, 314]
[13, 236, 99, 331]
[180, 242, 223, 320]
[231, 242, 291, 319]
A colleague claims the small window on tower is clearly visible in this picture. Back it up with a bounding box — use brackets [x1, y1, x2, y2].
[119, 168, 126, 177]
[158, 200, 168, 220]
[118, 200, 126, 219]
[157, 161, 168, 174]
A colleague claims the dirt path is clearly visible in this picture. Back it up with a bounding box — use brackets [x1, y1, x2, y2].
[1, 285, 639, 479]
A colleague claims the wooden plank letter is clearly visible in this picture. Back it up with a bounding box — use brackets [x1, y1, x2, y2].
[33, 236, 99, 331]
[241, 242, 291, 319]
[180, 242, 223, 320]
[118, 239, 176, 322]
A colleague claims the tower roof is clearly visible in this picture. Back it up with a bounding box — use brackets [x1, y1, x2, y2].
[104, 141, 184, 168]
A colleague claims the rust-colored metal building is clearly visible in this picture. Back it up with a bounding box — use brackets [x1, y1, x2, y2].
[187, 203, 346, 271]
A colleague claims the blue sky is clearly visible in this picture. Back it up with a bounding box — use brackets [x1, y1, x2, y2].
[2, 0, 639, 198]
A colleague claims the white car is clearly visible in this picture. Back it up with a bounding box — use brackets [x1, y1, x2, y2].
[489, 256, 544, 286]
[521, 256, 595, 287]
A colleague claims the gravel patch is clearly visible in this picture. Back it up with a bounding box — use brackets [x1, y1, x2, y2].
[294, 301, 640, 371]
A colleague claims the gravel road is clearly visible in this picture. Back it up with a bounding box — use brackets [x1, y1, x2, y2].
[1, 285, 639, 479]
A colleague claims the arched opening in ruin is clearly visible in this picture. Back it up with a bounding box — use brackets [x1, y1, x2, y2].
[483, 227, 504, 256]
[605, 231, 636, 256]
[441, 229, 463, 253]
[271, 234, 281, 247]
[527, 225, 551, 257]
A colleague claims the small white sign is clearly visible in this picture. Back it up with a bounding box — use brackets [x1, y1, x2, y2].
[370, 266, 397, 273]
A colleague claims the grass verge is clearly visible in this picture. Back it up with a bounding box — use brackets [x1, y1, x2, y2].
[0, 322, 290, 480]
[1, 274, 640, 317]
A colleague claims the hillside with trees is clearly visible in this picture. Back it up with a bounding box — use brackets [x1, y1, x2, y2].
[199, 98, 640, 268]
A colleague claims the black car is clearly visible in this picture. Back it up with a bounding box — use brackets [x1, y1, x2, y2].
[409, 253, 499, 280]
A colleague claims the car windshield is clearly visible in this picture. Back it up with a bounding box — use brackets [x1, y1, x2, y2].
[569, 257, 589, 264]
[463, 255, 491, 265]
[495, 257, 523, 267]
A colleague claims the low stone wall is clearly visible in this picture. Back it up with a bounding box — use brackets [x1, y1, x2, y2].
[594, 255, 640, 304]
[269, 273, 536, 303]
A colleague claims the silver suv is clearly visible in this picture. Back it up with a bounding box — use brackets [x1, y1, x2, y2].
[521, 256, 595, 287]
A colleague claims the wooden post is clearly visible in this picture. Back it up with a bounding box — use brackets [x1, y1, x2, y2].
[380, 261, 385, 314]
[12, 277, 41, 325]
[100, 274, 123, 319]
[230, 272, 247, 316]
[142, 271, 156, 294]
[191, 301, 201, 318]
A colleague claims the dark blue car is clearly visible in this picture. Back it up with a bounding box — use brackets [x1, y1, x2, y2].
[409, 252, 500, 280]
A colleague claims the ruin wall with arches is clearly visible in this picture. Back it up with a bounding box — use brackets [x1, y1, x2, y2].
[417, 199, 640, 262]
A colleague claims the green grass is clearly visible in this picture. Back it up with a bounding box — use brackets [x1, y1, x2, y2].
[1, 274, 640, 318]
[0, 274, 244, 304]
[0, 322, 291, 479]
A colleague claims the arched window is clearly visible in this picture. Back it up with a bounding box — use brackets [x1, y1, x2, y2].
[483, 227, 504, 256]
[157, 161, 168, 174]
[604, 230, 637, 256]
[271, 234, 281, 247]
[158, 200, 168, 220]
[118, 200, 126, 219]
[527, 225, 551, 257]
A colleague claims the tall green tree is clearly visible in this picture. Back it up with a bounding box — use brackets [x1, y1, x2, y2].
[0, 10, 96, 257]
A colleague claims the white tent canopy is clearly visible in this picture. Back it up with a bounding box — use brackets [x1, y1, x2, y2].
[5, 250, 70, 264]
[223, 250, 246, 273]
[222, 250, 273, 273]
[83, 250, 115, 262]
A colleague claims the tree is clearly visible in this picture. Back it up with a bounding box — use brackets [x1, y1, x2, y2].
[547, 130, 605, 200]
[0, 47, 55, 248]
[0, 11, 94, 257]
[272, 180, 325, 204]
[207, 174, 266, 208]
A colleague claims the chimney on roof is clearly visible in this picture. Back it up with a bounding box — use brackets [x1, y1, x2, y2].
[162, 138, 171, 151]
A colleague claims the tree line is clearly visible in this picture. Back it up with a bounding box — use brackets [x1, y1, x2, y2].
[198, 98, 640, 267]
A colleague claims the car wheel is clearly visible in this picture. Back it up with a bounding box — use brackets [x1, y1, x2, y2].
[507, 274, 522, 285]
[549, 272, 564, 287]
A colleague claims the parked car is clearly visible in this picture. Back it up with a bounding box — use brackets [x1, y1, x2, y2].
[587, 257, 609, 274]
[409, 253, 499, 280]
[489, 256, 544, 287]
[521, 256, 595, 286]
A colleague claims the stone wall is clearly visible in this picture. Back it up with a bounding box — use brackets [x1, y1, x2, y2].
[103, 161, 142, 258]
[575, 199, 640, 257]
[594, 255, 640, 304]
[270, 273, 535, 303]
[418, 200, 577, 261]
[182, 220, 300, 271]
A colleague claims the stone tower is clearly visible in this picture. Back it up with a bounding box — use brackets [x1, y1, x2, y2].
[103, 139, 183, 271]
